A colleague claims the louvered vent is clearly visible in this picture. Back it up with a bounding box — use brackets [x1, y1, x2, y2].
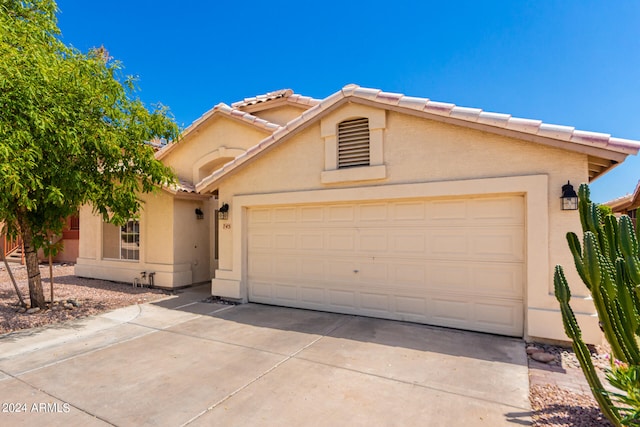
[338, 118, 370, 168]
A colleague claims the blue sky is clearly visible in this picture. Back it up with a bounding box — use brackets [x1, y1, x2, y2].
[55, 0, 639, 202]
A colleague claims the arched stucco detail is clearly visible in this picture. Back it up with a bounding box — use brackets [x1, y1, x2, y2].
[193, 147, 246, 184]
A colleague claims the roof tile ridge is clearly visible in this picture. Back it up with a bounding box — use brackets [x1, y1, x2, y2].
[348, 85, 640, 154]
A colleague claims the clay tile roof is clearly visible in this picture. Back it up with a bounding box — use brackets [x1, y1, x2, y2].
[155, 103, 283, 160]
[195, 84, 640, 192]
[172, 179, 196, 193]
[604, 180, 640, 211]
[231, 89, 321, 109]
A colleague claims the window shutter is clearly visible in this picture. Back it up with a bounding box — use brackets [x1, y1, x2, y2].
[338, 118, 370, 168]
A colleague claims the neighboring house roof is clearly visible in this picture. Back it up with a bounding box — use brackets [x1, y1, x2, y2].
[231, 89, 320, 111]
[604, 180, 640, 212]
[196, 84, 640, 192]
[155, 103, 283, 160]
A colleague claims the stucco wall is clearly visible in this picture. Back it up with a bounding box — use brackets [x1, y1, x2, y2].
[173, 198, 211, 284]
[75, 190, 202, 288]
[163, 116, 270, 183]
[213, 105, 596, 343]
[251, 105, 308, 126]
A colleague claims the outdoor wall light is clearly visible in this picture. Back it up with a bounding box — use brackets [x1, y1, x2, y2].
[218, 203, 229, 220]
[195, 208, 204, 220]
[561, 181, 578, 210]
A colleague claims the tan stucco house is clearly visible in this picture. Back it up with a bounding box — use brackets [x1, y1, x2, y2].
[605, 180, 640, 229]
[75, 85, 640, 344]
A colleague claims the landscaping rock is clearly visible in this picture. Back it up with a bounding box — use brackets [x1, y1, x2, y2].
[26, 307, 40, 314]
[526, 346, 543, 355]
[531, 352, 556, 363]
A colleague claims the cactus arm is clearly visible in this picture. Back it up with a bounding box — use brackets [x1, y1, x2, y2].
[572, 339, 622, 426]
[584, 232, 603, 292]
[554, 266, 622, 426]
[620, 215, 639, 258]
[567, 232, 590, 289]
[620, 215, 640, 286]
[605, 215, 620, 261]
[592, 285, 632, 363]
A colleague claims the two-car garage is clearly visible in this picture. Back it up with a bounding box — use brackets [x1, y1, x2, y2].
[247, 195, 525, 336]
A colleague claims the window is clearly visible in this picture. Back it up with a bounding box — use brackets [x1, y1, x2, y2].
[70, 214, 80, 230]
[629, 208, 637, 230]
[103, 219, 140, 260]
[337, 118, 370, 168]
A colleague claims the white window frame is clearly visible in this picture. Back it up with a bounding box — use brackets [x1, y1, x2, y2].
[102, 219, 140, 261]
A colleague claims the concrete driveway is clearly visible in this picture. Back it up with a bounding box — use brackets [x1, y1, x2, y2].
[0, 286, 531, 426]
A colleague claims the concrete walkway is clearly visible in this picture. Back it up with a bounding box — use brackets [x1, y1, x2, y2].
[0, 286, 531, 426]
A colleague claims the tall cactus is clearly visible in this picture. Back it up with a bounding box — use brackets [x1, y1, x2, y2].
[555, 183, 640, 426]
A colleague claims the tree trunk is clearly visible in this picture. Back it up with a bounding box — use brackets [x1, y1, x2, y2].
[3, 256, 25, 307]
[20, 225, 45, 309]
[49, 252, 53, 303]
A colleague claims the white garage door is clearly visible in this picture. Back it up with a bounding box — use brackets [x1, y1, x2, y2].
[247, 196, 525, 336]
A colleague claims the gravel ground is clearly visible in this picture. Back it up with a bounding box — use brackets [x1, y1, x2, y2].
[528, 341, 616, 426]
[0, 262, 167, 335]
[0, 262, 623, 425]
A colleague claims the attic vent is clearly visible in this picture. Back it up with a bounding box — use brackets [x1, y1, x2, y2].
[337, 118, 370, 168]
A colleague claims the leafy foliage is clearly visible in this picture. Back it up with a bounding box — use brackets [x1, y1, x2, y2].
[0, 0, 179, 307]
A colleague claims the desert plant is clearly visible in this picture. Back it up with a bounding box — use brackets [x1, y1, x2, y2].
[554, 183, 640, 426]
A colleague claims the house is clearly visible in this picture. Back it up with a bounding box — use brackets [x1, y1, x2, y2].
[1, 213, 80, 264]
[604, 180, 640, 229]
[75, 85, 640, 344]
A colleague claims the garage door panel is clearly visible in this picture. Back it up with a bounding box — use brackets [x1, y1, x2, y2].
[475, 302, 521, 330]
[358, 263, 388, 284]
[431, 298, 469, 323]
[249, 233, 272, 249]
[392, 202, 426, 222]
[274, 257, 298, 276]
[359, 232, 388, 252]
[328, 232, 355, 251]
[251, 281, 273, 299]
[329, 289, 356, 307]
[427, 200, 467, 221]
[274, 284, 298, 301]
[300, 206, 324, 222]
[428, 264, 469, 290]
[391, 233, 426, 253]
[300, 233, 323, 250]
[249, 208, 272, 223]
[471, 265, 524, 297]
[470, 197, 524, 224]
[300, 287, 325, 305]
[394, 296, 427, 317]
[328, 205, 355, 222]
[274, 233, 296, 249]
[360, 292, 390, 312]
[392, 263, 427, 286]
[248, 254, 273, 276]
[301, 259, 324, 277]
[327, 261, 357, 280]
[471, 229, 524, 260]
[359, 203, 389, 222]
[247, 196, 524, 337]
[273, 207, 297, 222]
[428, 232, 468, 256]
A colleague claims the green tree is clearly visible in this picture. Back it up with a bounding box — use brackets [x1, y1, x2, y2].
[0, 0, 178, 308]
